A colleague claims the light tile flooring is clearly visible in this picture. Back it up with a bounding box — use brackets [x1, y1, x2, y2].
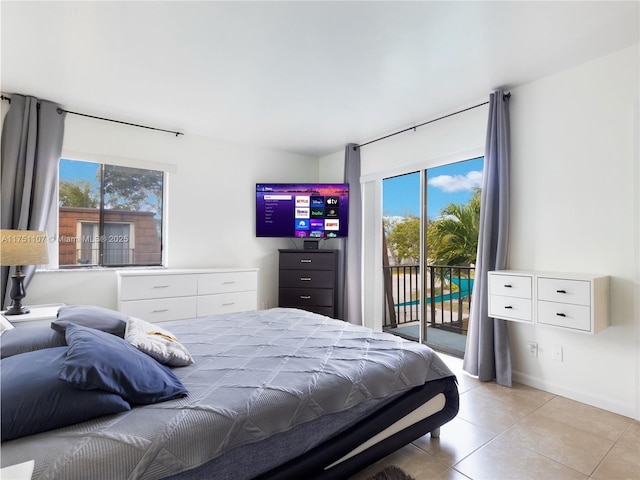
[351, 354, 640, 480]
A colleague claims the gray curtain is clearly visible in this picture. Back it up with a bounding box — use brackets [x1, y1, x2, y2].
[462, 90, 512, 386]
[337, 144, 362, 324]
[1, 94, 66, 309]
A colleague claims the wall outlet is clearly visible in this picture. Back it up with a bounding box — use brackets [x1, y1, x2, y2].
[526, 341, 538, 358]
[552, 345, 563, 362]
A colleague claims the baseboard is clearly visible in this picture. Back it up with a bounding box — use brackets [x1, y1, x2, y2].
[512, 370, 638, 420]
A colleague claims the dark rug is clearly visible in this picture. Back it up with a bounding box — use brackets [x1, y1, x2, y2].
[365, 465, 416, 480]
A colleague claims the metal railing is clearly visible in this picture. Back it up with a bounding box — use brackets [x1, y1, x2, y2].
[383, 264, 474, 336]
[77, 248, 135, 266]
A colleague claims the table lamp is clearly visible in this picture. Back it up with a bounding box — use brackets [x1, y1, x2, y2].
[0, 229, 49, 315]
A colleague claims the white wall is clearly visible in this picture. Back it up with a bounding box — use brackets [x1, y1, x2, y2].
[507, 45, 639, 419]
[319, 45, 639, 419]
[26, 114, 320, 310]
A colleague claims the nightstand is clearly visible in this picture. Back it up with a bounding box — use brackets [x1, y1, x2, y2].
[1, 304, 64, 327]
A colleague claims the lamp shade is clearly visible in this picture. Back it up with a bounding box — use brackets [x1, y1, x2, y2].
[0, 230, 50, 266]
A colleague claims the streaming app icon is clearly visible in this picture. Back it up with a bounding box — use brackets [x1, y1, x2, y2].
[325, 208, 339, 218]
[310, 196, 324, 207]
[295, 208, 310, 219]
[295, 196, 310, 207]
[310, 207, 324, 217]
[325, 219, 339, 231]
[325, 196, 339, 207]
[295, 219, 310, 231]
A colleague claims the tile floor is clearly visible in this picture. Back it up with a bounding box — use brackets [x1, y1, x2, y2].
[351, 354, 640, 480]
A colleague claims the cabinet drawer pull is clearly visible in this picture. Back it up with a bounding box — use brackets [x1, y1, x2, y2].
[223, 281, 236, 285]
[152, 309, 169, 313]
[222, 302, 235, 306]
[300, 259, 312, 263]
[504, 306, 513, 309]
[556, 312, 567, 317]
[152, 285, 170, 289]
[300, 277, 312, 281]
[503, 284, 512, 288]
[556, 289, 567, 294]
[300, 295, 312, 300]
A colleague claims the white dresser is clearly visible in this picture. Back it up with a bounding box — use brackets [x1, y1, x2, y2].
[489, 270, 609, 334]
[117, 268, 258, 322]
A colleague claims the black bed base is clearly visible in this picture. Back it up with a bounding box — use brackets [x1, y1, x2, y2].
[255, 376, 459, 480]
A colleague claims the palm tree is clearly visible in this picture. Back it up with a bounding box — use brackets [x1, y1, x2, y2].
[427, 188, 481, 266]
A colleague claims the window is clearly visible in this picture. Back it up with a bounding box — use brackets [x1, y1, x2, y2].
[381, 157, 484, 356]
[59, 159, 164, 267]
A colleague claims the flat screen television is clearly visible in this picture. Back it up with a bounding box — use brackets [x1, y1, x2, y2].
[256, 183, 349, 238]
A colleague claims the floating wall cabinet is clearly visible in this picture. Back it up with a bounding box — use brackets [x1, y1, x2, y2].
[488, 270, 610, 334]
[488, 271, 534, 324]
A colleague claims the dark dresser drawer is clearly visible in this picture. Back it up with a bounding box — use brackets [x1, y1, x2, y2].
[279, 288, 334, 307]
[279, 269, 335, 288]
[279, 251, 336, 270]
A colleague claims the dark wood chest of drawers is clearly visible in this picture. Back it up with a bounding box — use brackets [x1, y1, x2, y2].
[278, 249, 338, 318]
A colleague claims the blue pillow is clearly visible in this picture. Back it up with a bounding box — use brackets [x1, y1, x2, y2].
[52, 305, 127, 337]
[1, 326, 66, 358]
[59, 324, 188, 405]
[1, 347, 131, 442]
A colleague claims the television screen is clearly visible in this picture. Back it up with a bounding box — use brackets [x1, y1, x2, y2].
[256, 183, 349, 238]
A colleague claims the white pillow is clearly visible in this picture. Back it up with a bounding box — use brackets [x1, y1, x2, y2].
[124, 317, 194, 367]
[0, 315, 15, 335]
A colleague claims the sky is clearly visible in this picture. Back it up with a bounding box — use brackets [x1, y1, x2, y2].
[60, 159, 99, 183]
[383, 157, 484, 219]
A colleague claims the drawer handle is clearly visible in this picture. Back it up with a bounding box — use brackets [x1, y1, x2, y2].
[503, 284, 512, 288]
[300, 295, 312, 300]
[300, 277, 312, 281]
[504, 306, 513, 309]
[556, 289, 567, 294]
[300, 259, 312, 263]
[556, 313, 567, 317]
[222, 302, 235, 306]
[152, 285, 170, 289]
[223, 281, 236, 285]
[152, 309, 169, 313]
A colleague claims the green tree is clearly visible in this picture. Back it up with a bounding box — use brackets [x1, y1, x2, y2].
[103, 165, 162, 212]
[59, 179, 98, 208]
[427, 188, 481, 266]
[386, 214, 421, 264]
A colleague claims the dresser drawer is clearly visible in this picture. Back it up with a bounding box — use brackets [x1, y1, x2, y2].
[488, 273, 532, 298]
[119, 297, 197, 322]
[197, 271, 257, 295]
[279, 269, 335, 288]
[537, 300, 591, 331]
[119, 274, 197, 301]
[197, 292, 258, 316]
[488, 295, 533, 322]
[279, 288, 334, 307]
[537, 277, 590, 306]
[279, 252, 336, 270]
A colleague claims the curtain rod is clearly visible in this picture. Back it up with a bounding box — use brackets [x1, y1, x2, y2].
[1, 94, 183, 137]
[354, 99, 493, 150]
[57, 108, 184, 137]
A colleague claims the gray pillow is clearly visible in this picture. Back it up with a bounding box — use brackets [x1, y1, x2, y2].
[52, 305, 127, 337]
[1, 326, 66, 358]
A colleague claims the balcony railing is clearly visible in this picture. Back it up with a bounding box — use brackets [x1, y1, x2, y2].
[77, 248, 135, 266]
[383, 264, 474, 337]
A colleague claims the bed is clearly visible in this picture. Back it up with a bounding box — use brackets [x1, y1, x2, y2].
[1, 307, 459, 480]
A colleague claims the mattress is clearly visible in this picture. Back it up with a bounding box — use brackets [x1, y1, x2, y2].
[1, 307, 456, 479]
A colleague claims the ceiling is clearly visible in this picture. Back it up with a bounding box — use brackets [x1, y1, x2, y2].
[1, 1, 638, 157]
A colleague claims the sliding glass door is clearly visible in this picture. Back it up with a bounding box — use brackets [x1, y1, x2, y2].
[382, 157, 483, 357]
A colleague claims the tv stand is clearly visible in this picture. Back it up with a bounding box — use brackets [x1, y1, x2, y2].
[278, 249, 338, 318]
